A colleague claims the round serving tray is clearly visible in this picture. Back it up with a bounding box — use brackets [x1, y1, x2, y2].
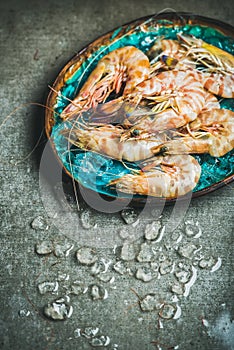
[45, 12, 234, 205]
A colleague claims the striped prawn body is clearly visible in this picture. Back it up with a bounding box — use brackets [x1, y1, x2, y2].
[61, 46, 150, 119]
[109, 155, 201, 198]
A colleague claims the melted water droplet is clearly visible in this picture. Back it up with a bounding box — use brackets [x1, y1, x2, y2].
[70, 282, 85, 296]
[76, 247, 97, 265]
[113, 261, 128, 275]
[183, 266, 197, 297]
[89, 335, 110, 347]
[184, 220, 201, 238]
[159, 259, 173, 275]
[173, 304, 182, 320]
[140, 294, 159, 312]
[175, 270, 192, 284]
[74, 328, 81, 338]
[137, 242, 155, 262]
[171, 283, 184, 295]
[54, 243, 74, 258]
[18, 309, 30, 317]
[158, 252, 166, 262]
[121, 207, 138, 225]
[81, 327, 99, 338]
[57, 273, 70, 281]
[159, 304, 176, 319]
[120, 242, 136, 261]
[43, 300, 72, 320]
[38, 281, 59, 295]
[80, 209, 97, 229]
[150, 262, 159, 271]
[199, 256, 222, 272]
[35, 241, 53, 255]
[97, 273, 114, 283]
[178, 243, 198, 259]
[210, 257, 222, 272]
[145, 221, 161, 241]
[31, 216, 49, 230]
[135, 266, 156, 282]
[90, 285, 108, 300]
[171, 231, 182, 243]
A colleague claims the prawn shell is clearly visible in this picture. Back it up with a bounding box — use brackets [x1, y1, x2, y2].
[45, 13, 234, 205]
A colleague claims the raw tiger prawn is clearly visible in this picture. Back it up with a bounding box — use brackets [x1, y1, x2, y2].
[147, 35, 234, 98]
[109, 155, 201, 198]
[61, 46, 150, 119]
[63, 122, 169, 162]
[151, 108, 234, 157]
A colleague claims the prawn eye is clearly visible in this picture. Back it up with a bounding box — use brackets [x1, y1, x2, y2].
[131, 129, 140, 137]
[161, 54, 178, 67]
[160, 145, 168, 154]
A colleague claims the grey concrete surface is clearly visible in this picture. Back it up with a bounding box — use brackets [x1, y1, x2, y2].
[0, 0, 233, 349]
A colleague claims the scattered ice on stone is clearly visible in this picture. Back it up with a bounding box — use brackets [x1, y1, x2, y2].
[198, 256, 217, 269]
[171, 283, 184, 295]
[171, 295, 179, 303]
[183, 266, 197, 297]
[113, 261, 128, 275]
[158, 252, 166, 262]
[144, 221, 161, 241]
[184, 220, 202, 238]
[81, 327, 99, 338]
[158, 319, 164, 329]
[175, 269, 191, 284]
[18, 309, 30, 317]
[178, 243, 198, 259]
[198, 256, 222, 272]
[74, 328, 81, 338]
[150, 262, 159, 271]
[121, 207, 138, 224]
[70, 282, 85, 296]
[90, 285, 108, 300]
[89, 335, 110, 347]
[38, 281, 59, 295]
[80, 209, 97, 229]
[57, 273, 69, 281]
[135, 266, 156, 282]
[140, 294, 159, 312]
[97, 273, 114, 283]
[54, 243, 74, 258]
[91, 259, 112, 276]
[171, 231, 183, 243]
[155, 226, 165, 243]
[210, 257, 222, 272]
[31, 216, 49, 230]
[43, 299, 72, 320]
[173, 304, 182, 319]
[137, 242, 155, 262]
[91, 261, 104, 275]
[76, 247, 97, 265]
[100, 258, 112, 273]
[35, 241, 53, 255]
[159, 304, 176, 319]
[120, 242, 136, 261]
[159, 259, 173, 275]
[202, 319, 209, 327]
